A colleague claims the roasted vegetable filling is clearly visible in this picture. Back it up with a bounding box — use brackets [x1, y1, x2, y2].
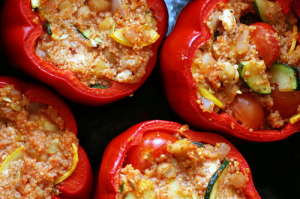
[192, 0, 300, 130]
[0, 85, 78, 198]
[119, 135, 248, 199]
[33, 0, 159, 88]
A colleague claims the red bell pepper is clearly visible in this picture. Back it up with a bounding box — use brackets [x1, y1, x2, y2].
[0, 76, 93, 199]
[159, 0, 300, 142]
[0, 0, 168, 106]
[276, 0, 300, 16]
[95, 120, 260, 199]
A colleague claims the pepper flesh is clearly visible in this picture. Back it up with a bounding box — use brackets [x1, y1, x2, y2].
[95, 120, 260, 199]
[159, 0, 300, 141]
[0, 76, 93, 199]
[0, 0, 168, 106]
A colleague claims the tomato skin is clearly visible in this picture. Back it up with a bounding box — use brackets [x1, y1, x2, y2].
[125, 132, 177, 171]
[271, 86, 300, 118]
[250, 22, 280, 68]
[228, 93, 265, 130]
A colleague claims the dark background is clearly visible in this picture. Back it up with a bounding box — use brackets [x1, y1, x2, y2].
[0, 0, 299, 198]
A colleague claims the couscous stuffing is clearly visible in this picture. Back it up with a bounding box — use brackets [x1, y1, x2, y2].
[0, 85, 78, 198]
[119, 134, 249, 199]
[33, 0, 159, 88]
[192, 0, 300, 130]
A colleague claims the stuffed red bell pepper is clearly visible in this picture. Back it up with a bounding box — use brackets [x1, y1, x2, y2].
[0, 0, 168, 106]
[95, 120, 260, 199]
[0, 76, 93, 199]
[160, 0, 300, 141]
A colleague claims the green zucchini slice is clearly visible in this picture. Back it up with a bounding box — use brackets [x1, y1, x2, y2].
[191, 141, 204, 148]
[77, 28, 91, 39]
[46, 23, 52, 36]
[238, 61, 271, 94]
[252, 0, 278, 24]
[204, 159, 230, 199]
[270, 63, 300, 92]
[90, 83, 107, 89]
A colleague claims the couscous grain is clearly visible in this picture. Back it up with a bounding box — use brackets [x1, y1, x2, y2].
[0, 85, 78, 199]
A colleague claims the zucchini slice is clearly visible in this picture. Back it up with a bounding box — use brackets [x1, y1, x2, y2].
[46, 23, 52, 36]
[270, 63, 300, 92]
[238, 61, 271, 94]
[77, 28, 91, 39]
[191, 141, 204, 148]
[204, 159, 230, 199]
[252, 0, 278, 24]
[90, 83, 107, 89]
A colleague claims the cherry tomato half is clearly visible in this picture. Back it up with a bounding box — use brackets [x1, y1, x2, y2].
[250, 22, 280, 67]
[271, 86, 300, 118]
[228, 92, 265, 130]
[125, 132, 177, 171]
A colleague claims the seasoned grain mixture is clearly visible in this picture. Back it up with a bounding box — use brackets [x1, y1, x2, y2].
[34, 0, 159, 88]
[0, 85, 78, 198]
[192, 0, 300, 130]
[119, 135, 249, 199]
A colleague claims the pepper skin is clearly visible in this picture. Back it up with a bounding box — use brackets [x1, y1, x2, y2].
[0, 0, 168, 106]
[0, 76, 93, 199]
[159, 0, 300, 142]
[276, 0, 300, 16]
[95, 120, 260, 199]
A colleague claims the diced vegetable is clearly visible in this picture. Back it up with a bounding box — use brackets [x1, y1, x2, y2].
[90, 83, 107, 89]
[110, 25, 159, 47]
[205, 159, 230, 199]
[44, 120, 59, 132]
[238, 61, 271, 94]
[253, 0, 278, 24]
[191, 141, 204, 147]
[0, 147, 24, 174]
[31, 0, 40, 9]
[270, 62, 300, 92]
[168, 179, 199, 199]
[288, 26, 298, 55]
[198, 85, 224, 109]
[49, 138, 59, 154]
[46, 23, 52, 36]
[290, 113, 300, 124]
[77, 28, 91, 39]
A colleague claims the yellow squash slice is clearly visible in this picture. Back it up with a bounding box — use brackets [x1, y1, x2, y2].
[54, 143, 79, 184]
[288, 26, 298, 55]
[110, 25, 159, 47]
[198, 85, 225, 109]
[290, 113, 300, 124]
[0, 146, 24, 174]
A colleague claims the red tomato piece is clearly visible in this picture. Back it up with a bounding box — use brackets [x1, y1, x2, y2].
[250, 22, 280, 68]
[271, 86, 300, 119]
[125, 132, 177, 171]
[228, 93, 265, 130]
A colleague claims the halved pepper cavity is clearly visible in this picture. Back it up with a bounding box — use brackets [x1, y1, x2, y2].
[159, 0, 300, 141]
[0, 0, 168, 106]
[0, 76, 93, 199]
[95, 120, 260, 199]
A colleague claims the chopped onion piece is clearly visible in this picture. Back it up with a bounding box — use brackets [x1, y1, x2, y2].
[216, 143, 231, 161]
[111, 0, 127, 18]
